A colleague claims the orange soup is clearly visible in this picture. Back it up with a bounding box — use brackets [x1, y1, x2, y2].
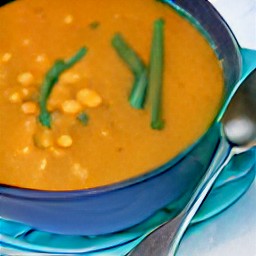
[0, 0, 223, 190]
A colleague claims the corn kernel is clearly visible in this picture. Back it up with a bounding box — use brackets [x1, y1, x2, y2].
[76, 88, 102, 108]
[2, 53, 12, 62]
[17, 72, 34, 87]
[60, 71, 81, 84]
[9, 92, 22, 103]
[61, 100, 82, 114]
[21, 101, 39, 115]
[57, 135, 73, 148]
[64, 15, 74, 24]
[34, 129, 53, 149]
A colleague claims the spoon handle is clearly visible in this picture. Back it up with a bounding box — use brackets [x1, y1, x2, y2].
[168, 136, 232, 255]
[129, 136, 233, 256]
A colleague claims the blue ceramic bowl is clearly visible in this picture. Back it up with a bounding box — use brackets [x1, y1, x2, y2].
[0, 0, 253, 238]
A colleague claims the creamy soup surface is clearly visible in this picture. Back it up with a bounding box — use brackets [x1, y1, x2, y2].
[0, 0, 224, 190]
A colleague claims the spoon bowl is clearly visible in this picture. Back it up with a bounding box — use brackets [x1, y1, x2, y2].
[223, 70, 256, 146]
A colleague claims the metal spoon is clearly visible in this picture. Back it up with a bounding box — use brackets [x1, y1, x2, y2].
[128, 69, 256, 256]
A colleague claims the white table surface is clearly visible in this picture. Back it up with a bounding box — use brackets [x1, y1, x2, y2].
[208, 0, 256, 50]
[177, 179, 256, 256]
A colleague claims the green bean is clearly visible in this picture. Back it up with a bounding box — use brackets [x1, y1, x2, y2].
[112, 33, 145, 76]
[148, 19, 165, 130]
[112, 33, 148, 109]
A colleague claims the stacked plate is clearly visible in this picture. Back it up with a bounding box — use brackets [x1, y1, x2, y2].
[1, 149, 255, 255]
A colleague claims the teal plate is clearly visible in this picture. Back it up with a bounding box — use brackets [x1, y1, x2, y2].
[1, 0, 256, 254]
[1, 150, 255, 256]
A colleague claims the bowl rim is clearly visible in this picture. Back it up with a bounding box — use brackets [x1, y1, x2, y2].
[0, 0, 242, 198]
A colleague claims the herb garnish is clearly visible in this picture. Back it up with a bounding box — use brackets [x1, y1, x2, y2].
[77, 112, 89, 126]
[89, 21, 100, 30]
[38, 47, 87, 128]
